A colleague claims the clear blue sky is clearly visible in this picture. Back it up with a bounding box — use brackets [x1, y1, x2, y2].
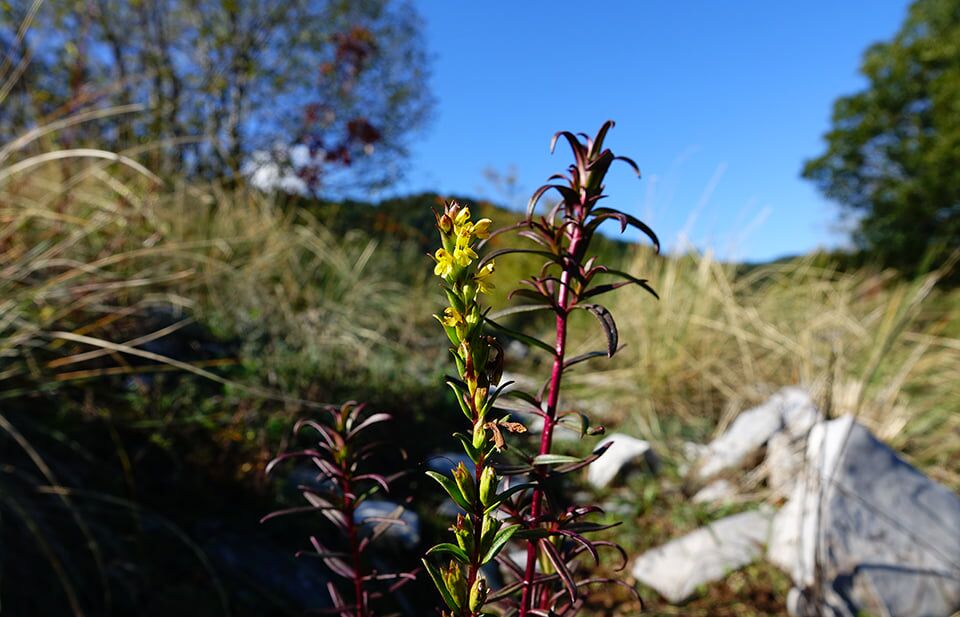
[396, 1, 912, 262]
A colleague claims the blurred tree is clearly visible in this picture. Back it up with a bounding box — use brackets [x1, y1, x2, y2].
[802, 0, 960, 274]
[0, 0, 432, 194]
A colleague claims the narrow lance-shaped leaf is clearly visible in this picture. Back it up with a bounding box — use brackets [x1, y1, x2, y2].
[589, 207, 660, 252]
[484, 318, 557, 357]
[478, 247, 564, 270]
[562, 350, 610, 370]
[480, 524, 520, 565]
[422, 558, 458, 611]
[532, 453, 582, 466]
[425, 470, 472, 512]
[572, 303, 618, 357]
[346, 412, 392, 440]
[483, 482, 537, 514]
[426, 542, 471, 564]
[539, 539, 577, 604]
[487, 303, 555, 320]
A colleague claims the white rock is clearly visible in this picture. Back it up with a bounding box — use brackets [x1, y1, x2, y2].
[693, 387, 819, 482]
[692, 478, 738, 504]
[678, 441, 709, 476]
[587, 433, 657, 488]
[631, 509, 773, 603]
[504, 340, 530, 361]
[768, 416, 960, 617]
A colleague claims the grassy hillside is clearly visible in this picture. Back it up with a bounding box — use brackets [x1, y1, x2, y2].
[3, 148, 959, 614]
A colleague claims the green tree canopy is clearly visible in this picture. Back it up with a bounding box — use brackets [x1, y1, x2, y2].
[803, 0, 960, 274]
[1, 0, 432, 193]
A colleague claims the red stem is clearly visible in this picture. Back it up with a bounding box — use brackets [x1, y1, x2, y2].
[341, 463, 367, 617]
[518, 219, 583, 616]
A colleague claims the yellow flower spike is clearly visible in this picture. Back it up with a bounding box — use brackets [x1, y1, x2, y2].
[433, 248, 455, 278]
[474, 261, 495, 294]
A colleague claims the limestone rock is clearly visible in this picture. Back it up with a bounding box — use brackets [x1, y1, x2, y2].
[691, 478, 738, 505]
[631, 509, 773, 603]
[587, 433, 657, 488]
[768, 416, 960, 617]
[693, 387, 819, 482]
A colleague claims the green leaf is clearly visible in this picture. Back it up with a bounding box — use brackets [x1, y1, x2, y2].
[480, 524, 520, 565]
[487, 303, 554, 320]
[453, 432, 479, 464]
[556, 411, 589, 437]
[484, 318, 556, 357]
[426, 470, 471, 511]
[482, 482, 537, 514]
[500, 389, 541, 410]
[532, 453, 582, 466]
[426, 542, 470, 564]
[422, 558, 458, 611]
[444, 377, 472, 421]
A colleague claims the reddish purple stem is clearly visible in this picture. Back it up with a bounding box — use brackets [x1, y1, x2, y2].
[518, 218, 583, 616]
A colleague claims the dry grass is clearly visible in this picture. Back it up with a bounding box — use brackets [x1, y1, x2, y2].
[564, 247, 960, 488]
[1, 161, 432, 404]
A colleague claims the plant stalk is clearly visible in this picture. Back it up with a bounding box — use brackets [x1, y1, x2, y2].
[341, 460, 367, 617]
[518, 221, 583, 616]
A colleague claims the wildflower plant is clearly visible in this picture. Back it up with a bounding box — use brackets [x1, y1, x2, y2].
[423, 202, 529, 616]
[425, 121, 658, 616]
[263, 402, 414, 617]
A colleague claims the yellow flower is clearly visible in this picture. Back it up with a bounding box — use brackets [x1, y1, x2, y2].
[440, 307, 464, 327]
[453, 234, 478, 267]
[474, 261, 495, 294]
[454, 207, 471, 228]
[472, 218, 492, 239]
[433, 248, 455, 278]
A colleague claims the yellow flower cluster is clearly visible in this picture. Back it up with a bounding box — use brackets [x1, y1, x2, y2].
[432, 202, 494, 292]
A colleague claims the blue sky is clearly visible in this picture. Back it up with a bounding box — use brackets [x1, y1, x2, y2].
[397, 1, 912, 262]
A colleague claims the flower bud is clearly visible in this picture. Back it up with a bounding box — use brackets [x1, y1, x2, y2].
[473, 385, 487, 414]
[445, 201, 461, 220]
[472, 424, 485, 449]
[441, 561, 466, 609]
[452, 461, 476, 506]
[479, 465, 496, 507]
[438, 213, 453, 234]
[452, 513, 472, 552]
[469, 576, 489, 612]
[480, 513, 500, 549]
